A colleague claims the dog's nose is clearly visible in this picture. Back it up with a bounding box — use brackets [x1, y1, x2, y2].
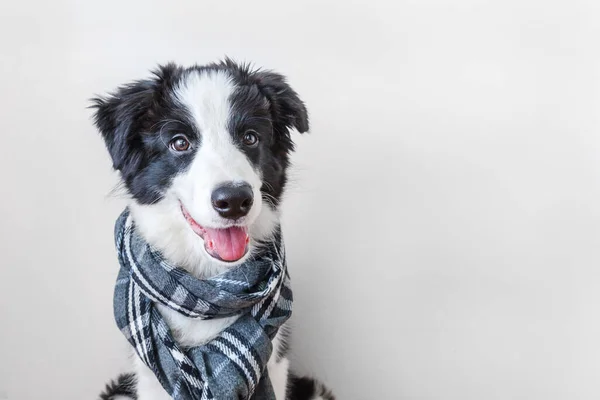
[211, 182, 254, 219]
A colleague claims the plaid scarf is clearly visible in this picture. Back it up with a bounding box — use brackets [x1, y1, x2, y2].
[113, 210, 293, 400]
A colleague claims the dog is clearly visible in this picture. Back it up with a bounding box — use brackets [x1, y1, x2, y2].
[91, 59, 334, 400]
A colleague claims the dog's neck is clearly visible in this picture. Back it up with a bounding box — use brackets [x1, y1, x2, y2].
[128, 201, 280, 279]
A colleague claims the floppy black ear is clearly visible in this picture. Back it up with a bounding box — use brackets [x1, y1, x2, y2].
[254, 71, 309, 135]
[90, 80, 154, 175]
[89, 64, 178, 175]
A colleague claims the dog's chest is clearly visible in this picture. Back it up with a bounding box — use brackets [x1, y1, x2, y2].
[156, 304, 239, 347]
[136, 305, 290, 400]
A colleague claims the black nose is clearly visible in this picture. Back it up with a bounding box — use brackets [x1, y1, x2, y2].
[211, 182, 254, 219]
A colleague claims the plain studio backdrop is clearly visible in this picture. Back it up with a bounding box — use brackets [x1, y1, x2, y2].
[1, 0, 599, 399]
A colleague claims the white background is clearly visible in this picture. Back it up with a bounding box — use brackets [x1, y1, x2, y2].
[1, 0, 599, 399]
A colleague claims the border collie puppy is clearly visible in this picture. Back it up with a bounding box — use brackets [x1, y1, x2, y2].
[92, 60, 333, 400]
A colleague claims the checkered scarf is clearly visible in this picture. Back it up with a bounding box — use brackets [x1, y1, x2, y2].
[113, 210, 293, 400]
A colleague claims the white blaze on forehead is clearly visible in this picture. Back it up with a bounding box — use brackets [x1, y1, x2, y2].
[174, 69, 258, 180]
[174, 70, 233, 136]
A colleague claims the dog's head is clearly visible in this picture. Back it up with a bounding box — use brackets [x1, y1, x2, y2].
[91, 60, 308, 269]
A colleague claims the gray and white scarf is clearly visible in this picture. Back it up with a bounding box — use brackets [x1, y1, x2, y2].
[113, 210, 293, 400]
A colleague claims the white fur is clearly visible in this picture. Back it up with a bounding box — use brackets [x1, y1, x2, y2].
[128, 70, 288, 399]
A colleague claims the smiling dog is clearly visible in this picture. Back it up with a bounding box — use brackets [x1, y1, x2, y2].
[92, 60, 333, 400]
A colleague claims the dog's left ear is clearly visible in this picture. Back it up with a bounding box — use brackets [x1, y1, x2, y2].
[254, 71, 309, 135]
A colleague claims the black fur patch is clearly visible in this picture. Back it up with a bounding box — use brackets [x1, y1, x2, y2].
[223, 59, 309, 206]
[99, 372, 137, 400]
[287, 375, 336, 400]
[90, 59, 308, 206]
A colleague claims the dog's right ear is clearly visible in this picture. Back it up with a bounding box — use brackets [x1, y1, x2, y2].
[90, 80, 153, 175]
[89, 64, 177, 175]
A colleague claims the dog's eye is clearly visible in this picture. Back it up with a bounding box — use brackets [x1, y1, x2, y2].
[242, 130, 259, 147]
[170, 135, 191, 152]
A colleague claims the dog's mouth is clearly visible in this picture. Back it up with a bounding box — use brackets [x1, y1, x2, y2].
[180, 203, 250, 263]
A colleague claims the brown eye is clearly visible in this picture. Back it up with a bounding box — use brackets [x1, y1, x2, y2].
[242, 130, 259, 147]
[170, 135, 190, 152]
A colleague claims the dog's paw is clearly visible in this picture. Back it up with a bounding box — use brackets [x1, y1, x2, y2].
[287, 375, 335, 400]
[99, 373, 137, 400]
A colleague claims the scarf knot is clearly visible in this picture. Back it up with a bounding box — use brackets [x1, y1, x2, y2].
[113, 210, 292, 399]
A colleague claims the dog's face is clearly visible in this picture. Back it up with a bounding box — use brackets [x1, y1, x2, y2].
[92, 60, 308, 268]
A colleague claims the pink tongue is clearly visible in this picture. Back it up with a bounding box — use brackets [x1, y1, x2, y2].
[204, 226, 249, 262]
